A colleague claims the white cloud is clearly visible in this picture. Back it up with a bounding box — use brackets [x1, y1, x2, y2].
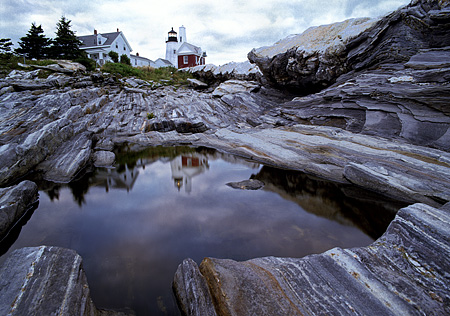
[1, 0, 410, 65]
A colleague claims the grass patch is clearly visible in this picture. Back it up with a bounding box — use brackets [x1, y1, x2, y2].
[101, 63, 193, 85]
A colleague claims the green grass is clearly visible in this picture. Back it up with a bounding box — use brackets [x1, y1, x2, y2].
[101, 63, 193, 85]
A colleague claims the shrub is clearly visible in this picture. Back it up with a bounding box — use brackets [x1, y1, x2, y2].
[74, 56, 96, 71]
[101, 62, 142, 77]
[120, 54, 131, 65]
[108, 51, 119, 63]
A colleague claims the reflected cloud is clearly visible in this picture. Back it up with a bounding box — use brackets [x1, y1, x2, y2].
[6, 146, 408, 315]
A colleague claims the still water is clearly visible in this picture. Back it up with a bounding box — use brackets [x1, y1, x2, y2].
[0, 146, 404, 315]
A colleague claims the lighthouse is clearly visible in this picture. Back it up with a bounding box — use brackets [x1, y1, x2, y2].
[165, 27, 179, 67]
[164, 26, 206, 69]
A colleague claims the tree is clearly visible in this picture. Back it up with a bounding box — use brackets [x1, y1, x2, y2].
[120, 54, 130, 65]
[0, 38, 13, 58]
[0, 38, 13, 54]
[49, 16, 82, 59]
[15, 23, 50, 59]
[108, 51, 119, 63]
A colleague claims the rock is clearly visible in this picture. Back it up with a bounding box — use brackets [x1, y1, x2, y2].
[12, 81, 53, 91]
[173, 203, 450, 316]
[38, 132, 92, 182]
[248, 17, 378, 90]
[93, 150, 116, 167]
[226, 179, 264, 190]
[173, 258, 218, 316]
[0, 86, 13, 96]
[175, 120, 208, 134]
[0, 181, 38, 240]
[186, 60, 262, 83]
[405, 46, 450, 70]
[248, 0, 450, 91]
[212, 80, 260, 97]
[187, 78, 208, 89]
[0, 246, 133, 315]
[280, 54, 450, 150]
[56, 60, 86, 73]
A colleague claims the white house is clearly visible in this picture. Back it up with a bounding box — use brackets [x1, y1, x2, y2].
[154, 58, 175, 68]
[130, 53, 156, 68]
[78, 29, 154, 67]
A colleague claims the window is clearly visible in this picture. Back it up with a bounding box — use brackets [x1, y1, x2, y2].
[173, 50, 176, 54]
[183, 56, 188, 64]
[116, 43, 118, 49]
[98, 40, 101, 45]
[123, 45, 126, 51]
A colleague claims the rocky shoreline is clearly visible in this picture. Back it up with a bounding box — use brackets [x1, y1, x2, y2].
[1, 0, 449, 314]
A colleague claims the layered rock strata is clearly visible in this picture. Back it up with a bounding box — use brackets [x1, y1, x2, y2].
[0, 246, 132, 316]
[248, 0, 450, 91]
[173, 203, 450, 316]
[0, 181, 38, 240]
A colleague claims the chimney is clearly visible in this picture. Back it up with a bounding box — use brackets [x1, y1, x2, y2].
[136, 52, 139, 57]
[117, 28, 119, 32]
[94, 29, 97, 35]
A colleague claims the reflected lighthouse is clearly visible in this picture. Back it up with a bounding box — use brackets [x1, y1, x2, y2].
[170, 153, 209, 193]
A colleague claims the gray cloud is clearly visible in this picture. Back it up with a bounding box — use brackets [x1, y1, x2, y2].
[1, 0, 411, 65]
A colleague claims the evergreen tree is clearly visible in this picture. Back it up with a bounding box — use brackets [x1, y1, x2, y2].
[15, 23, 50, 59]
[0, 38, 12, 55]
[49, 16, 82, 59]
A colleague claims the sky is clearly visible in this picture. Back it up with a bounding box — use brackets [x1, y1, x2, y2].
[1, 0, 411, 66]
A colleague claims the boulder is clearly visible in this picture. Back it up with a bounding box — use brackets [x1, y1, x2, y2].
[226, 179, 264, 190]
[212, 80, 260, 97]
[248, 17, 378, 90]
[173, 203, 450, 315]
[187, 78, 208, 89]
[93, 150, 116, 167]
[0, 246, 133, 315]
[248, 0, 450, 91]
[173, 258, 218, 316]
[56, 60, 86, 73]
[186, 61, 262, 83]
[38, 132, 92, 183]
[0, 181, 38, 240]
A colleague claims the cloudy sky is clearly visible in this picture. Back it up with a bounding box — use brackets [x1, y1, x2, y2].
[1, 0, 410, 65]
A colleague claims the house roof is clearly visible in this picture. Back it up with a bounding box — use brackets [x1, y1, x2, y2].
[131, 54, 154, 63]
[177, 42, 202, 56]
[155, 58, 174, 66]
[78, 31, 132, 51]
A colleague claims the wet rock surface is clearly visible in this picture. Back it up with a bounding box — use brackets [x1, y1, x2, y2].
[173, 203, 450, 316]
[0, 181, 38, 240]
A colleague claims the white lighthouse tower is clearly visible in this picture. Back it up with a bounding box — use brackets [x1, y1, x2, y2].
[165, 27, 179, 67]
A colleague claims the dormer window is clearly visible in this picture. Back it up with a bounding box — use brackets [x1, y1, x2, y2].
[98, 40, 101, 45]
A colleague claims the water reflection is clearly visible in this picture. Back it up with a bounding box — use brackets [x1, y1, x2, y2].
[253, 167, 406, 239]
[171, 153, 209, 193]
[0, 146, 407, 316]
